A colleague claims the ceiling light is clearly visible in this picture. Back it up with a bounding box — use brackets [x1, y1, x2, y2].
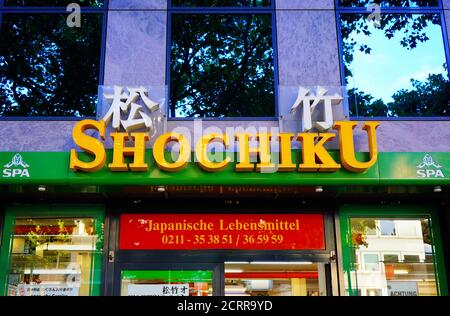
[38, 185, 47, 192]
[157, 186, 166, 193]
[433, 186, 442, 193]
[315, 186, 324, 193]
[393, 269, 409, 275]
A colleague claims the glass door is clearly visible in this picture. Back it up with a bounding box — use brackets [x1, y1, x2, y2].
[117, 263, 221, 296]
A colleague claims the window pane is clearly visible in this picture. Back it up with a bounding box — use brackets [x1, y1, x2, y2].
[363, 253, 380, 271]
[339, 0, 438, 7]
[224, 262, 327, 296]
[170, 14, 275, 117]
[379, 220, 396, 236]
[397, 220, 420, 237]
[171, 0, 271, 7]
[404, 255, 421, 263]
[121, 270, 213, 296]
[4, 0, 104, 6]
[384, 254, 399, 263]
[0, 14, 102, 117]
[347, 217, 439, 296]
[340, 13, 450, 117]
[7, 217, 102, 296]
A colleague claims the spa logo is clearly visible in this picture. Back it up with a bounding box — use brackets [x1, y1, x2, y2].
[2, 153, 30, 178]
[416, 154, 444, 178]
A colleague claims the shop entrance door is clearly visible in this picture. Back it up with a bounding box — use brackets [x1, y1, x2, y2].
[108, 212, 337, 296]
[116, 263, 222, 296]
[113, 259, 332, 296]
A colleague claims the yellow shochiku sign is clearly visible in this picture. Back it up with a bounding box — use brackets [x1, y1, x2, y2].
[69, 86, 380, 174]
[69, 119, 380, 174]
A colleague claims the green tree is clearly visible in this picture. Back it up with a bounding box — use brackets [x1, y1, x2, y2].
[0, 13, 102, 116]
[389, 74, 450, 116]
[340, 3, 449, 117]
[170, 13, 275, 117]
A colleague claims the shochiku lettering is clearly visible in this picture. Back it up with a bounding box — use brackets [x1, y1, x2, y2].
[69, 119, 380, 174]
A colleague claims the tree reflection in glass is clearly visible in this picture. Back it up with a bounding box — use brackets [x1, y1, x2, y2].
[340, 13, 450, 117]
[4, 0, 104, 6]
[172, 0, 271, 7]
[170, 14, 275, 117]
[339, 0, 438, 7]
[0, 14, 102, 117]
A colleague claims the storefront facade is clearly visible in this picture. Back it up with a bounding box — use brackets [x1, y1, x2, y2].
[0, 0, 450, 296]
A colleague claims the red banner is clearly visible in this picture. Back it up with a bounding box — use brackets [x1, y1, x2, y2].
[119, 214, 325, 250]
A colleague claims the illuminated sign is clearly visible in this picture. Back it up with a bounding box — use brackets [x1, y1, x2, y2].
[119, 214, 325, 250]
[69, 120, 380, 174]
[69, 86, 380, 174]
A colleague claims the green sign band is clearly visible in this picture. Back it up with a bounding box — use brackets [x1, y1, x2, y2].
[0, 151, 449, 186]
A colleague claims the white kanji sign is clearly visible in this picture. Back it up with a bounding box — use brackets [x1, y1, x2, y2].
[102, 86, 160, 132]
[290, 86, 343, 132]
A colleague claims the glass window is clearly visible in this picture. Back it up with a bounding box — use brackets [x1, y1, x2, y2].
[397, 220, 421, 237]
[224, 262, 327, 296]
[338, 0, 438, 7]
[379, 220, 396, 236]
[121, 270, 213, 296]
[0, 4, 104, 118]
[383, 254, 400, 263]
[172, 0, 272, 7]
[4, 0, 104, 6]
[338, 9, 450, 118]
[6, 217, 102, 296]
[363, 253, 380, 271]
[169, 5, 276, 118]
[347, 217, 440, 296]
[404, 255, 421, 263]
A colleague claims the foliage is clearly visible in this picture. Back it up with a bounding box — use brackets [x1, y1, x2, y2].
[421, 219, 432, 245]
[341, 12, 441, 82]
[0, 13, 102, 116]
[172, 0, 271, 6]
[4, 0, 103, 6]
[351, 218, 377, 248]
[390, 74, 450, 116]
[340, 10, 449, 117]
[170, 14, 275, 117]
[349, 74, 450, 117]
[339, 0, 437, 7]
[25, 220, 72, 252]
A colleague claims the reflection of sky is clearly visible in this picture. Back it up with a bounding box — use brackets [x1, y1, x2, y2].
[347, 19, 447, 103]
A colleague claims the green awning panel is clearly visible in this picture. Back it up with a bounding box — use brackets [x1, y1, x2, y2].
[0, 151, 449, 186]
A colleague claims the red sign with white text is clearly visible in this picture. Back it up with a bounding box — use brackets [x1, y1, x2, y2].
[119, 214, 325, 250]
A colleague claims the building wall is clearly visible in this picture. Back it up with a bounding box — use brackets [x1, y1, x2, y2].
[1, 0, 449, 152]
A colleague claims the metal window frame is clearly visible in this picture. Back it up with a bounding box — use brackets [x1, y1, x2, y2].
[334, 0, 450, 121]
[0, 204, 106, 297]
[338, 205, 449, 296]
[0, 0, 109, 121]
[166, 0, 280, 121]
